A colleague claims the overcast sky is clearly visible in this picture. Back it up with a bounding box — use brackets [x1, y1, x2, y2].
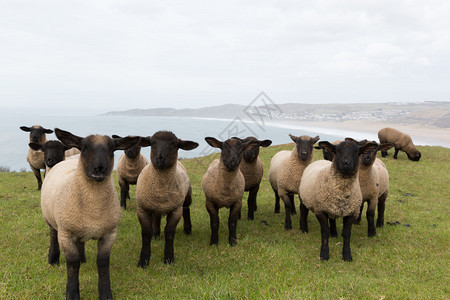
[1, 0, 449, 113]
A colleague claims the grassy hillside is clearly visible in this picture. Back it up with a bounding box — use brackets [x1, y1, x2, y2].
[0, 144, 449, 299]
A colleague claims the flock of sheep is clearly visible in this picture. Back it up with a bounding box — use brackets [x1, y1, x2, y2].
[20, 125, 421, 299]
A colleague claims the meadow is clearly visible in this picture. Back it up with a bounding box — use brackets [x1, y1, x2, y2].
[0, 144, 448, 299]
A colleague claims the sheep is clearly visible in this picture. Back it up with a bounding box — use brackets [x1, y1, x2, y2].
[238, 136, 272, 220]
[28, 140, 69, 173]
[315, 140, 343, 161]
[112, 134, 149, 209]
[299, 140, 378, 261]
[268, 134, 320, 230]
[135, 131, 198, 267]
[345, 138, 393, 235]
[20, 125, 53, 189]
[40, 128, 140, 299]
[202, 137, 260, 246]
[378, 127, 421, 161]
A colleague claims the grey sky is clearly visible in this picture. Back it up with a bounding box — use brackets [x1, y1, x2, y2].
[1, 0, 449, 113]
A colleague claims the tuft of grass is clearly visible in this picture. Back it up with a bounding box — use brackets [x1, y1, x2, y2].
[0, 145, 449, 299]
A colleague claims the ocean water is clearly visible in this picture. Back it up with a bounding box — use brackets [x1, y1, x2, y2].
[0, 107, 404, 171]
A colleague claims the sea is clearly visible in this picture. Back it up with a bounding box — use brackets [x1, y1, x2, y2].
[0, 107, 440, 172]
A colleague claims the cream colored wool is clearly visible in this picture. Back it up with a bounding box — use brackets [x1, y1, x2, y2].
[240, 156, 263, 190]
[299, 160, 362, 219]
[358, 158, 389, 211]
[378, 127, 419, 157]
[64, 147, 81, 157]
[117, 152, 149, 185]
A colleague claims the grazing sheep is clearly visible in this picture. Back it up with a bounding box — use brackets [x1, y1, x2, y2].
[378, 127, 421, 161]
[239, 136, 272, 220]
[29, 140, 69, 173]
[20, 125, 53, 189]
[268, 134, 320, 230]
[112, 134, 149, 209]
[40, 128, 139, 299]
[136, 131, 198, 267]
[202, 137, 260, 246]
[299, 140, 378, 261]
[346, 138, 393, 234]
[315, 140, 343, 161]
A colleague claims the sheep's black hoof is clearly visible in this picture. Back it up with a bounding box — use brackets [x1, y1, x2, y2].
[320, 245, 329, 261]
[184, 228, 192, 235]
[209, 240, 218, 246]
[284, 224, 292, 230]
[342, 253, 353, 262]
[354, 218, 361, 225]
[368, 231, 376, 237]
[164, 257, 174, 264]
[48, 257, 59, 266]
[330, 232, 338, 238]
[300, 222, 308, 233]
[376, 220, 384, 227]
[137, 257, 150, 268]
[274, 209, 280, 214]
[229, 239, 237, 246]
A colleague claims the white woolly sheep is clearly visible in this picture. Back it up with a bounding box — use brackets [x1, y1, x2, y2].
[135, 131, 198, 266]
[20, 125, 53, 189]
[299, 140, 378, 261]
[112, 134, 149, 209]
[202, 137, 260, 246]
[40, 128, 139, 299]
[268, 134, 319, 230]
[378, 127, 421, 161]
[239, 136, 272, 220]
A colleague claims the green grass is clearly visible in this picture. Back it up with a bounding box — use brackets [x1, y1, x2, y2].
[1, 145, 449, 299]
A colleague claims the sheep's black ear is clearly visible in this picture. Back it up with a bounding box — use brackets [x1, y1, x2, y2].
[111, 134, 122, 139]
[114, 136, 141, 151]
[179, 140, 199, 151]
[312, 136, 320, 143]
[259, 139, 272, 147]
[44, 128, 54, 134]
[205, 137, 222, 149]
[314, 145, 322, 149]
[139, 136, 152, 147]
[55, 128, 83, 149]
[377, 143, 393, 153]
[359, 142, 378, 155]
[20, 126, 31, 132]
[29, 142, 43, 151]
[318, 141, 335, 154]
[289, 134, 299, 142]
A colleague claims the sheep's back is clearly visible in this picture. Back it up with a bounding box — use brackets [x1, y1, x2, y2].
[378, 127, 413, 149]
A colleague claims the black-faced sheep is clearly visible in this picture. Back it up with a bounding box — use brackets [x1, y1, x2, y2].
[136, 131, 198, 266]
[40, 128, 140, 299]
[268, 134, 320, 230]
[239, 136, 272, 220]
[20, 125, 53, 189]
[112, 134, 149, 209]
[29, 140, 69, 173]
[315, 140, 343, 161]
[202, 137, 260, 246]
[378, 127, 421, 161]
[299, 140, 378, 261]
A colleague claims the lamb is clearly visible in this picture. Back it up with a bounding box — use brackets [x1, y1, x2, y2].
[299, 140, 378, 261]
[28, 140, 69, 173]
[268, 134, 320, 230]
[40, 128, 139, 299]
[378, 127, 421, 161]
[238, 136, 272, 220]
[202, 137, 260, 246]
[345, 138, 393, 235]
[20, 125, 53, 189]
[112, 134, 149, 209]
[135, 131, 198, 267]
[315, 140, 343, 161]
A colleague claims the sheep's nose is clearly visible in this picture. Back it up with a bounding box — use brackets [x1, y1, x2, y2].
[343, 159, 350, 166]
[94, 164, 106, 173]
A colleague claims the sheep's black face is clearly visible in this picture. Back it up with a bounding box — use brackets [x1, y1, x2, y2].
[43, 141, 68, 168]
[334, 141, 360, 177]
[242, 137, 259, 163]
[407, 151, 421, 161]
[360, 149, 377, 167]
[295, 137, 317, 161]
[125, 145, 142, 159]
[20, 125, 53, 144]
[150, 131, 179, 170]
[221, 139, 244, 171]
[81, 136, 115, 182]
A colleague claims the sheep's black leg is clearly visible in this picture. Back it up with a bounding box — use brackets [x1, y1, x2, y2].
[61, 237, 81, 300]
[342, 215, 355, 262]
[247, 185, 259, 220]
[206, 201, 220, 245]
[137, 208, 153, 268]
[228, 201, 242, 246]
[367, 205, 376, 237]
[183, 189, 192, 235]
[376, 193, 387, 227]
[355, 203, 364, 225]
[164, 209, 182, 264]
[315, 213, 330, 261]
[48, 226, 60, 265]
[97, 233, 115, 300]
[329, 218, 337, 237]
[152, 215, 162, 240]
[119, 179, 129, 209]
[77, 242, 86, 264]
[274, 189, 280, 213]
[299, 200, 309, 233]
[31, 166, 42, 190]
[381, 150, 388, 157]
[393, 148, 400, 159]
[281, 194, 293, 230]
[290, 194, 297, 215]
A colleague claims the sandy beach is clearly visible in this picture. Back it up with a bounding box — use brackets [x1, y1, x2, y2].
[269, 119, 450, 148]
